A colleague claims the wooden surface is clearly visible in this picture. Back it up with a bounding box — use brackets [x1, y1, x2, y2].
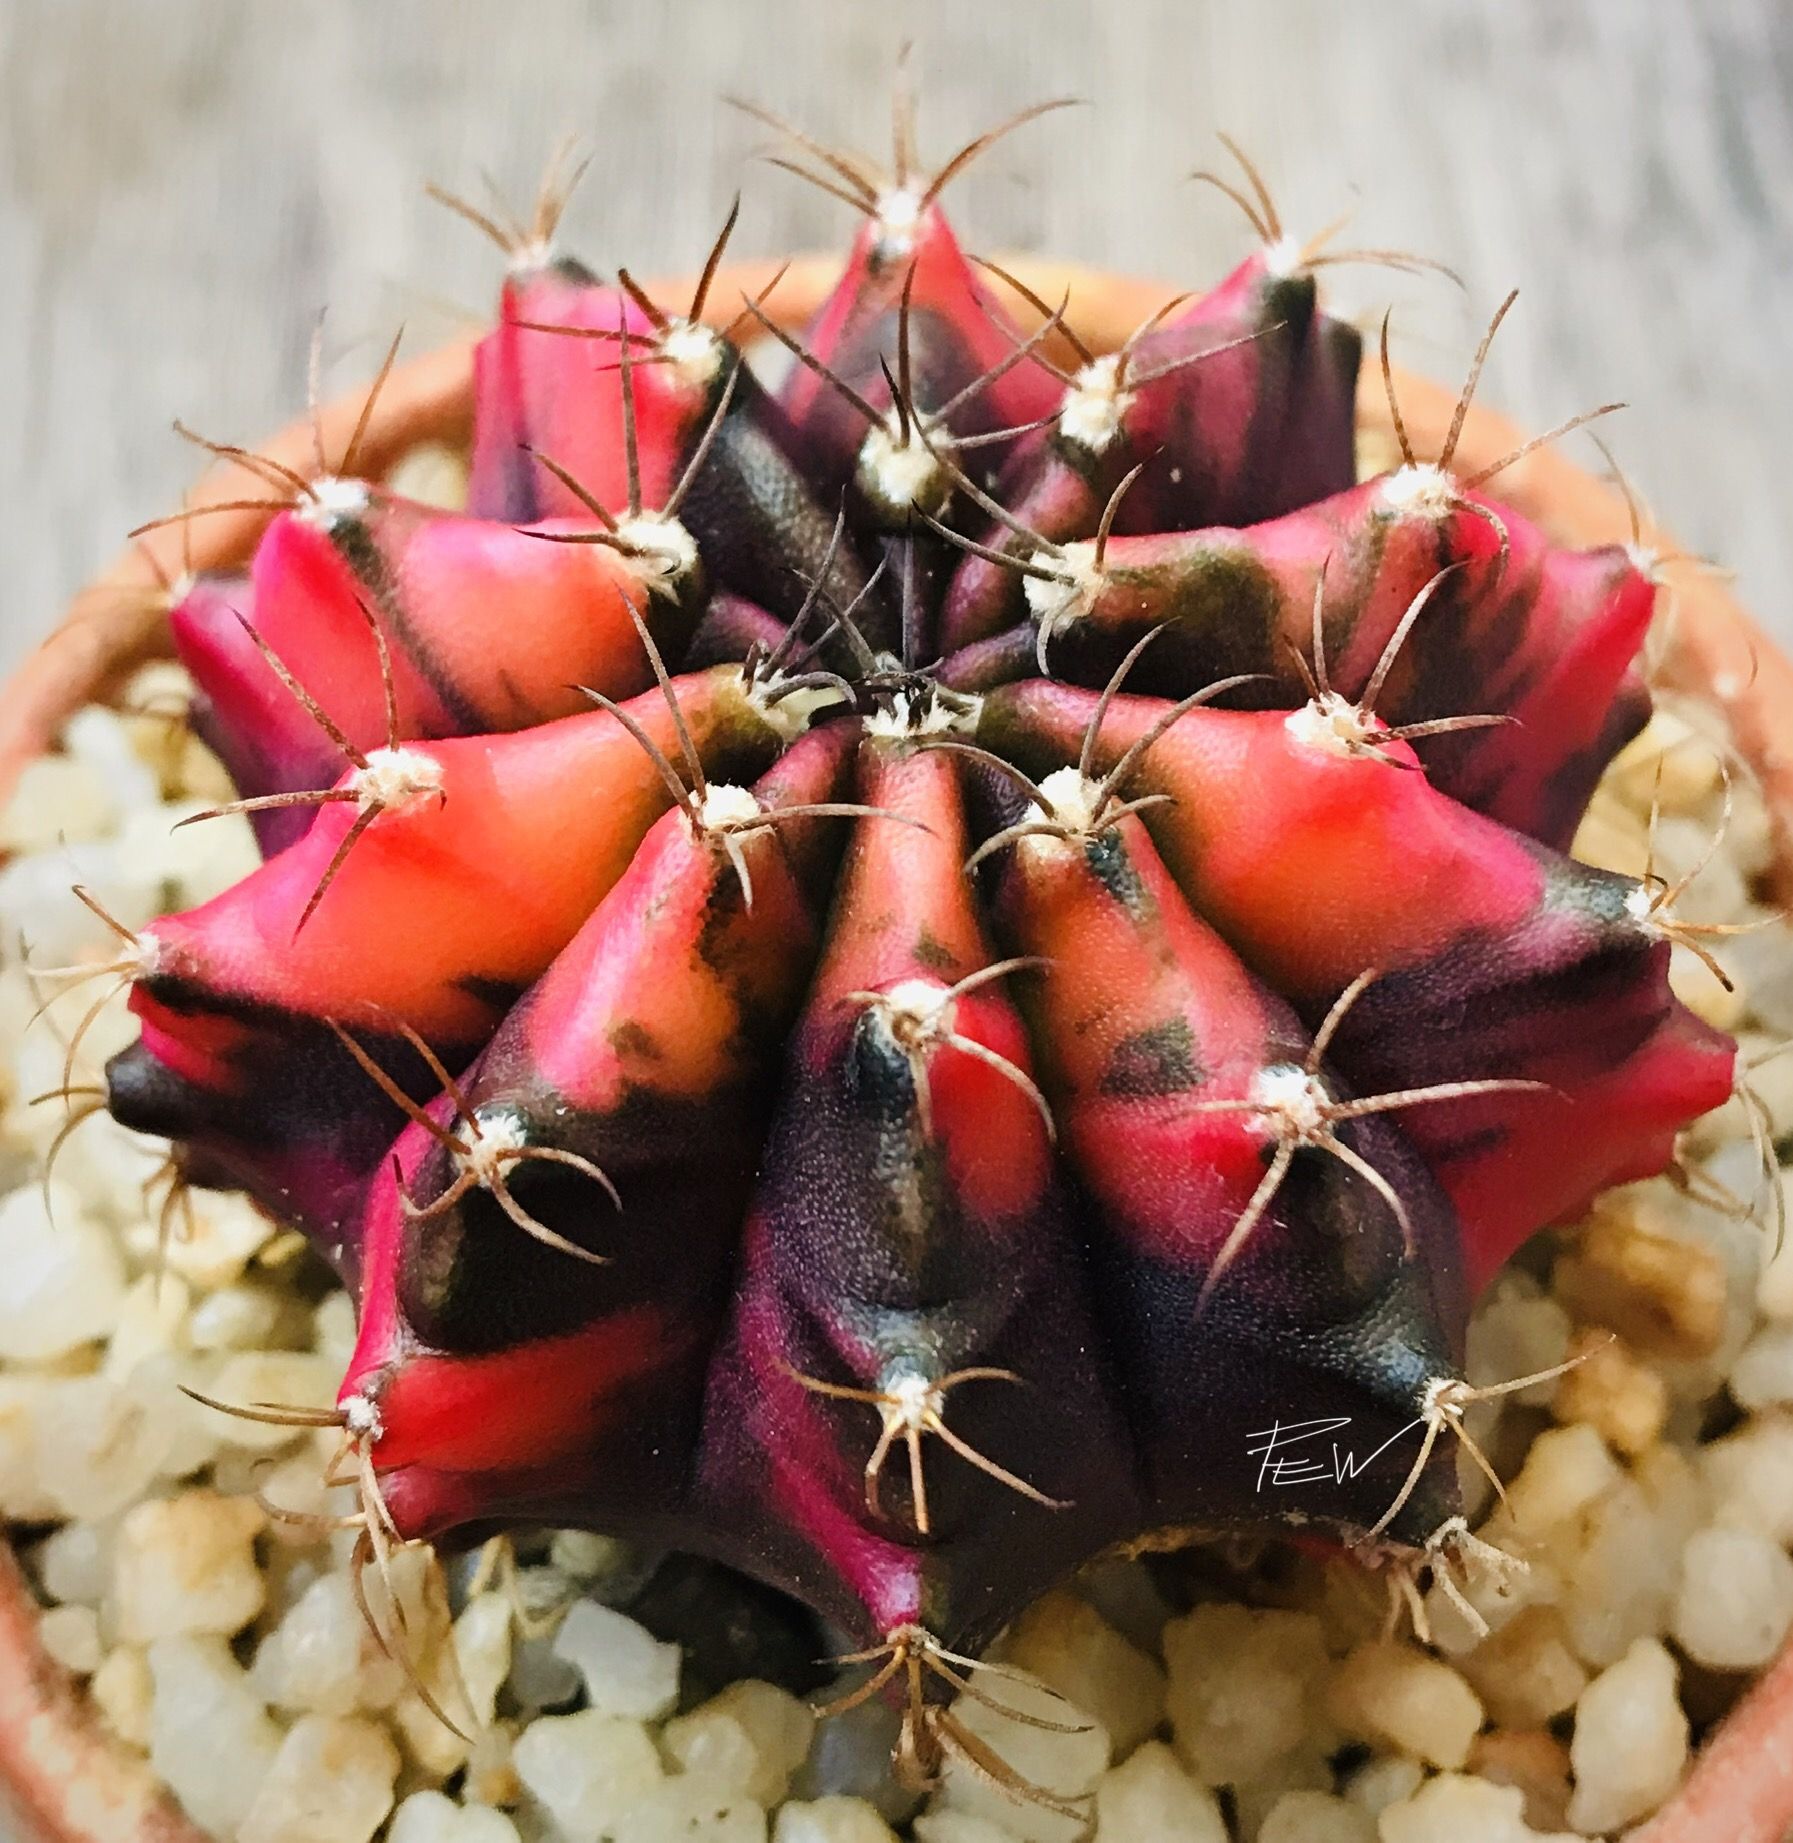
[2, 0, 1789, 670]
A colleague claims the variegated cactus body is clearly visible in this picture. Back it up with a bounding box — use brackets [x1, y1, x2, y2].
[98, 102, 1734, 1786]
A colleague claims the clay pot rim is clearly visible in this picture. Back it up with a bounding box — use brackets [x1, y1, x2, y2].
[0, 254, 1785, 1843]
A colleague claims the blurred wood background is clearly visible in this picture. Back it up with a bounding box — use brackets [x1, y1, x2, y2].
[2, 0, 1788, 669]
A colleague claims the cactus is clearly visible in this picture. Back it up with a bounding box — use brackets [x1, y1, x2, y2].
[82, 86, 1736, 1804]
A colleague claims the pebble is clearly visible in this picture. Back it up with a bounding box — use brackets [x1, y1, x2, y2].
[205, 1349, 338, 1449]
[513, 1709, 666, 1838]
[389, 1790, 523, 1842]
[1700, 1409, 1793, 1541]
[1322, 1640, 1484, 1770]
[1455, 1606, 1588, 1728]
[1729, 1321, 1793, 1408]
[1671, 1524, 1793, 1669]
[1566, 1636, 1688, 1833]
[34, 1515, 113, 1605]
[112, 1489, 267, 1640]
[1256, 1789, 1375, 1842]
[553, 1598, 683, 1722]
[610, 1777, 769, 1842]
[1091, 1741, 1226, 1841]
[147, 1634, 283, 1836]
[1552, 1203, 1729, 1362]
[771, 1796, 900, 1842]
[1001, 1588, 1166, 1757]
[90, 1643, 153, 1749]
[36, 1373, 181, 1522]
[662, 1680, 817, 1808]
[0, 753, 118, 851]
[1550, 1326, 1668, 1454]
[37, 1601, 102, 1674]
[1377, 1773, 1579, 1843]
[1162, 1603, 1330, 1786]
[930, 1671, 1109, 1843]
[253, 1567, 400, 1716]
[910, 1814, 1026, 1843]
[237, 1712, 401, 1843]
[0, 1182, 126, 1362]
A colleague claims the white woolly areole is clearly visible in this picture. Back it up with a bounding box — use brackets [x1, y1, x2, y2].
[465, 1108, 529, 1181]
[615, 513, 700, 593]
[743, 674, 848, 742]
[349, 745, 445, 810]
[506, 238, 557, 277]
[1058, 354, 1135, 454]
[659, 319, 726, 387]
[293, 474, 371, 531]
[882, 1370, 939, 1429]
[1284, 690, 1386, 757]
[1626, 541, 1668, 586]
[857, 417, 949, 521]
[1029, 765, 1103, 836]
[1379, 463, 1456, 519]
[1023, 539, 1104, 641]
[881, 977, 951, 1029]
[1624, 882, 1657, 924]
[863, 688, 977, 742]
[873, 186, 924, 261]
[1262, 234, 1306, 280]
[1249, 1061, 1329, 1138]
[341, 1393, 383, 1440]
[695, 782, 763, 831]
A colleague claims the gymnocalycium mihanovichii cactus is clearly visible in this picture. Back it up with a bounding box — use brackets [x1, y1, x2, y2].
[68, 82, 1741, 1805]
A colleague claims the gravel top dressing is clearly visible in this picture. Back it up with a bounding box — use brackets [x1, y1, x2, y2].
[2, 437, 1787, 1843]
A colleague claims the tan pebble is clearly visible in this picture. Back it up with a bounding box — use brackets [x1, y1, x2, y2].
[385, 440, 471, 510]
[462, 1718, 524, 1808]
[1465, 1728, 1573, 1833]
[1670, 943, 1747, 1031]
[237, 1712, 401, 1843]
[1091, 1741, 1225, 1842]
[1322, 1640, 1483, 1770]
[1001, 1587, 1167, 1757]
[1456, 1604, 1588, 1728]
[1552, 1205, 1728, 1362]
[1569, 791, 1650, 879]
[112, 1489, 266, 1641]
[1567, 1636, 1687, 1832]
[1550, 1326, 1667, 1455]
[90, 1644, 153, 1749]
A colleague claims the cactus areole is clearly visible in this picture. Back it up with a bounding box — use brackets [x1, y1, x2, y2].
[99, 96, 1735, 1796]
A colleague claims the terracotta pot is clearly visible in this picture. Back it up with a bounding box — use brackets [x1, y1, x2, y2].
[0, 258, 1785, 1843]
